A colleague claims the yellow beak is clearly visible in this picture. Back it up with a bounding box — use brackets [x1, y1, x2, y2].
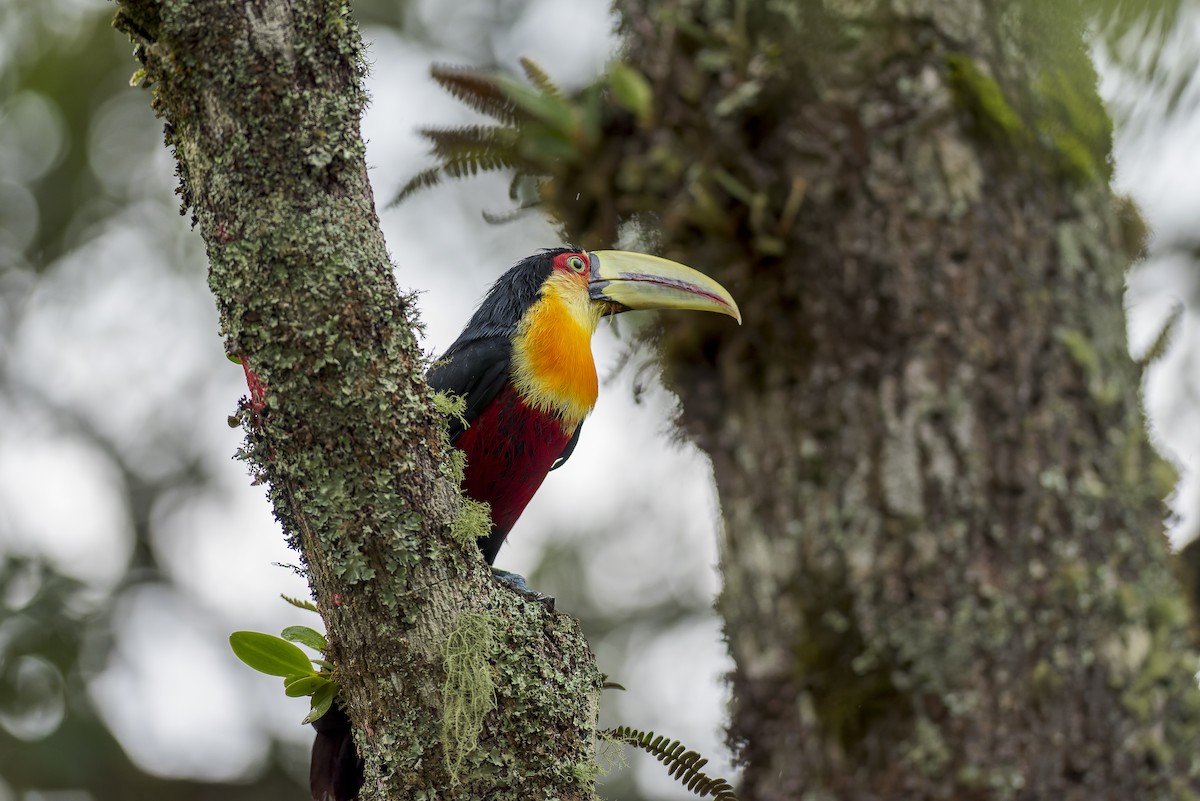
[586, 250, 741, 324]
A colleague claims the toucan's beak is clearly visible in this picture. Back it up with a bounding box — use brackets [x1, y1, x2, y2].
[586, 250, 742, 324]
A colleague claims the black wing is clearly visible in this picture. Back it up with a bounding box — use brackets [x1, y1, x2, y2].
[427, 337, 512, 443]
[550, 423, 582, 471]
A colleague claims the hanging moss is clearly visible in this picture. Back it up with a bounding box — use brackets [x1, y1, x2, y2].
[440, 612, 499, 782]
[449, 497, 492, 548]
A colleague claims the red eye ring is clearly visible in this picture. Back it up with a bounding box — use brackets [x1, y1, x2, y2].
[566, 255, 587, 273]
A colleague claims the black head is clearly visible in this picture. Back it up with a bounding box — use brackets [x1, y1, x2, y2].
[448, 248, 576, 348]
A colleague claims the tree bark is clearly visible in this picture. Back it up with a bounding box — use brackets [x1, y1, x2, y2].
[542, 1, 1200, 798]
[113, 2, 601, 799]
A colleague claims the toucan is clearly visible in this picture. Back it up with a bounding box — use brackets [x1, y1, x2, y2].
[310, 247, 740, 801]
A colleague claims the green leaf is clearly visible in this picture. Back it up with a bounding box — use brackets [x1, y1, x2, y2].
[609, 64, 653, 126]
[431, 66, 519, 124]
[303, 681, 339, 724]
[284, 675, 331, 698]
[495, 75, 576, 135]
[281, 625, 328, 652]
[230, 631, 316, 677]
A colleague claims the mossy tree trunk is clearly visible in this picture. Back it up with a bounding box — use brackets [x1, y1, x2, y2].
[112, 2, 601, 799]
[540, 1, 1200, 798]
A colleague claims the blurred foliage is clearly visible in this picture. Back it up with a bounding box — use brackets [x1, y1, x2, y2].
[1098, 0, 1195, 71]
[1, 2, 132, 269]
[0, 556, 301, 800]
[1095, 0, 1200, 176]
[1096, 0, 1186, 41]
[391, 57, 652, 223]
[0, 1, 342, 798]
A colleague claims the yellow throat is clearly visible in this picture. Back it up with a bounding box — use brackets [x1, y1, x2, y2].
[510, 271, 604, 430]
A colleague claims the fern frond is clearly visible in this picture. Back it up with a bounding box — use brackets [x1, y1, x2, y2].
[481, 200, 541, 226]
[420, 126, 531, 176]
[519, 56, 561, 97]
[420, 124, 519, 158]
[390, 153, 521, 207]
[509, 172, 547, 203]
[1135, 301, 1184, 367]
[604, 726, 739, 801]
[281, 593, 319, 613]
[441, 151, 517, 178]
[389, 167, 443, 207]
[431, 65, 520, 124]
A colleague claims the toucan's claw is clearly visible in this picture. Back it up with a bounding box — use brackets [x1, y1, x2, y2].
[491, 568, 555, 610]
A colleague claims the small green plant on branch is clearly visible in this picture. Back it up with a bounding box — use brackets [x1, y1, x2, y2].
[229, 622, 337, 724]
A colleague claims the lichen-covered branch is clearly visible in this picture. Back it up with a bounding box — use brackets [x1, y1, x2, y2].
[112, 1, 601, 798]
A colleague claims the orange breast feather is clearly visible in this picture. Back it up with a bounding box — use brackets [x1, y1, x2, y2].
[511, 283, 600, 428]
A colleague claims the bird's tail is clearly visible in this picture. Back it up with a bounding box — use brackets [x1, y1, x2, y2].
[310, 702, 364, 801]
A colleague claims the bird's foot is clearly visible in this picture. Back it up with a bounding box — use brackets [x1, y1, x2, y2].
[491, 568, 555, 610]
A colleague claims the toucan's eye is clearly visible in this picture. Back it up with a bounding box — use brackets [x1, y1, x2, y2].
[566, 255, 587, 274]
